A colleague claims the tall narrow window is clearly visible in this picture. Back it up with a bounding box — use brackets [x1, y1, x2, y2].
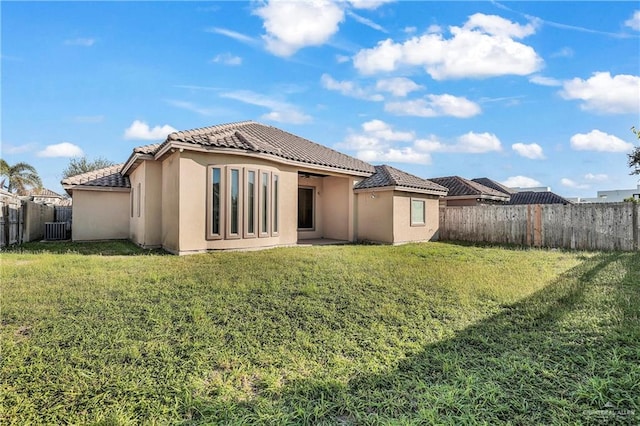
[272, 175, 279, 235]
[260, 172, 270, 237]
[411, 198, 425, 226]
[137, 183, 141, 218]
[298, 187, 314, 230]
[244, 170, 257, 238]
[211, 168, 221, 236]
[130, 187, 134, 218]
[229, 168, 240, 237]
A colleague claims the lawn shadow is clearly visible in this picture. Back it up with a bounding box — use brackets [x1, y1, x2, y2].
[2, 240, 169, 256]
[188, 251, 640, 424]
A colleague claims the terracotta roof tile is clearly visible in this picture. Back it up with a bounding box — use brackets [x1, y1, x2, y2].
[61, 164, 130, 189]
[429, 176, 509, 199]
[355, 165, 448, 194]
[471, 177, 516, 195]
[24, 188, 64, 197]
[507, 191, 572, 205]
[160, 121, 375, 174]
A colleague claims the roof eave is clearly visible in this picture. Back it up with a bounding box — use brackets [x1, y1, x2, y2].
[354, 185, 448, 196]
[63, 184, 131, 195]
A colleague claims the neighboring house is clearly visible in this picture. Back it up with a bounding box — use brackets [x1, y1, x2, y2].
[62, 121, 448, 254]
[570, 183, 640, 203]
[472, 177, 571, 205]
[428, 176, 510, 206]
[23, 188, 71, 206]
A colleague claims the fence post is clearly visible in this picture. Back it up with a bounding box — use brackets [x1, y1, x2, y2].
[633, 204, 639, 251]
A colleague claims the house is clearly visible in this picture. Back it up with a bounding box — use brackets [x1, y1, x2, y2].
[23, 188, 72, 206]
[428, 176, 510, 206]
[471, 177, 572, 205]
[62, 121, 448, 254]
[569, 183, 640, 203]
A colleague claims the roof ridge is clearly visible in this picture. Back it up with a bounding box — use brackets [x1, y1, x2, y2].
[61, 163, 125, 184]
[168, 120, 257, 141]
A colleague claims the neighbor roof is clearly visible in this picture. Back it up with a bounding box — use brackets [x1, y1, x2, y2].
[429, 176, 510, 200]
[507, 191, 572, 205]
[24, 188, 64, 198]
[127, 121, 376, 175]
[471, 177, 516, 195]
[61, 164, 130, 194]
[355, 165, 448, 195]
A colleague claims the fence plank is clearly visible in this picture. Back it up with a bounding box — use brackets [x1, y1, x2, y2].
[440, 203, 638, 251]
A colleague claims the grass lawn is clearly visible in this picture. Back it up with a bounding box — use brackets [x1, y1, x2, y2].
[1, 241, 639, 424]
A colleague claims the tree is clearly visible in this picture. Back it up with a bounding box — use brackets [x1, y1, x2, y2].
[62, 156, 115, 178]
[630, 126, 640, 175]
[0, 159, 43, 195]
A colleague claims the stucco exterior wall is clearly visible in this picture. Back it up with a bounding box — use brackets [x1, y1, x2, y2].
[355, 190, 394, 243]
[72, 189, 130, 241]
[161, 152, 180, 252]
[130, 161, 163, 248]
[321, 176, 351, 241]
[392, 192, 440, 243]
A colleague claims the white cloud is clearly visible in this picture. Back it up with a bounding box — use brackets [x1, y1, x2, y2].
[166, 100, 223, 117]
[502, 176, 541, 188]
[456, 132, 502, 153]
[560, 72, 640, 114]
[37, 142, 84, 158]
[570, 129, 634, 152]
[385, 94, 481, 118]
[347, 0, 394, 10]
[211, 53, 242, 66]
[124, 120, 177, 140]
[206, 27, 257, 45]
[551, 47, 574, 58]
[64, 38, 95, 47]
[353, 13, 542, 79]
[346, 10, 387, 33]
[336, 54, 350, 63]
[358, 147, 431, 164]
[625, 10, 640, 31]
[512, 142, 545, 159]
[560, 178, 589, 189]
[254, 0, 344, 57]
[220, 90, 312, 124]
[320, 74, 383, 101]
[375, 77, 422, 97]
[584, 173, 608, 182]
[361, 119, 414, 141]
[404, 26, 417, 34]
[462, 12, 537, 38]
[3, 143, 37, 154]
[529, 75, 562, 87]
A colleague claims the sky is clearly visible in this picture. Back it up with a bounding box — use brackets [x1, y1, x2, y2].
[2, 1, 640, 198]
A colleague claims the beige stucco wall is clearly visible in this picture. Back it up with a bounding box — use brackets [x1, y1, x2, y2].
[161, 152, 180, 252]
[392, 192, 440, 243]
[355, 190, 394, 243]
[129, 161, 163, 248]
[71, 189, 130, 241]
[321, 176, 351, 241]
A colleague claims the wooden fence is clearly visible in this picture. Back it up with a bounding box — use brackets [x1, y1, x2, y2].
[439, 203, 640, 251]
[1, 193, 57, 247]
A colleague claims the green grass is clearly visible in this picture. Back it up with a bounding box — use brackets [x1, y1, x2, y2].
[1, 242, 638, 424]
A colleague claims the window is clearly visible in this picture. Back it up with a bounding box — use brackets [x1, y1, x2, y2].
[411, 198, 425, 226]
[244, 169, 257, 238]
[228, 168, 241, 238]
[137, 183, 141, 218]
[272, 174, 279, 235]
[208, 167, 223, 239]
[130, 187, 134, 218]
[298, 187, 314, 230]
[259, 171, 270, 237]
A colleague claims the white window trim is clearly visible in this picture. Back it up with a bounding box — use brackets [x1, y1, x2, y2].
[244, 168, 258, 239]
[206, 166, 225, 240]
[410, 197, 426, 227]
[272, 174, 280, 236]
[259, 171, 271, 238]
[227, 167, 243, 239]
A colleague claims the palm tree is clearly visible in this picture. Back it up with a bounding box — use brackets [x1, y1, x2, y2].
[0, 159, 43, 195]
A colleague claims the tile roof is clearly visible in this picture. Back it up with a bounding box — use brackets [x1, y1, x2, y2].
[156, 121, 376, 174]
[507, 191, 572, 205]
[471, 177, 516, 195]
[24, 188, 64, 197]
[354, 165, 448, 194]
[61, 164, 130, 189]
[428, 176, 510, 199]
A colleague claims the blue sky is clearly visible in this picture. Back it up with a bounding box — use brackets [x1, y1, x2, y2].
[2, 1, 639, 197]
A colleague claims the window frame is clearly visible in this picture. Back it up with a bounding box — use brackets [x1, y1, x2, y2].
[272, 174, 280, 236]
[243, 168, 258, 239]
[206, 166, 225, 240]
[227, 167, 242, 239]
[410, 197, 426, 227]
[297, 186, 315, 231]
[136, 182, 141, 218]
[259, 171, 271, 238]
